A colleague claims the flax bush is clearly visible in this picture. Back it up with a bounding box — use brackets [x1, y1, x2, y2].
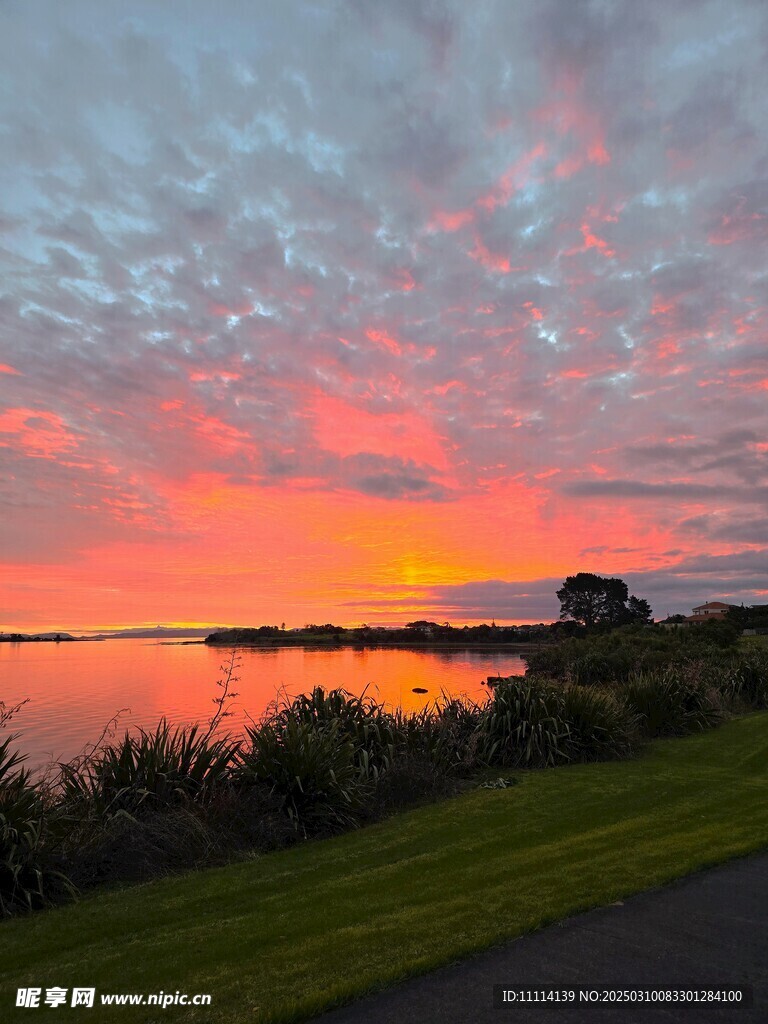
[59, 720, 239, 819]
[274, 687, 400, 781]
[623, 669, 723, 737]
[426, 695, 484, 770]
[235, 717, 370, 834]
[479, 677, 569, 768]
[559, 685, 639, 761]
[0, 736, 50, 915]
[714, 651, 768, 710]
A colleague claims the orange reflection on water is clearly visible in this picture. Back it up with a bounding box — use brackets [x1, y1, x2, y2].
[1, 639, 526, 769]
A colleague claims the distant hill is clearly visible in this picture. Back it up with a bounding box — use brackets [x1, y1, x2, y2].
[0, 631, 80, 641]
[89, 626, 231, 640]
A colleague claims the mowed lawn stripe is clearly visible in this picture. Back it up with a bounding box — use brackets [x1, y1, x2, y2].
[1, 714, 767, 1023]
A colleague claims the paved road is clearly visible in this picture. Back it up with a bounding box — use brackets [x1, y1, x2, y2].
[312, 853, 768, 1023]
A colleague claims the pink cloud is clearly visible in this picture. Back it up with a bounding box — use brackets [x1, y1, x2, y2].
[389, 268, 418, 292]
[189, 371, 242, 383]
[208, 301, 253, 317]
[0, 408, 80, 460]
[708, 211, 768, 246]
[365, 327, 403, 356]
[469, 240, 510, 274]
[310, 392, 450, 472]
[523, 302, 544, 321]
[534, 71, 611, 181]
[428, 208, 475, 233]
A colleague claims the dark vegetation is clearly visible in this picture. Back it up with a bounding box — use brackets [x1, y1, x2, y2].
[728, 603, 768, 633]
[525, 620, 744, 684]
[206, 620, 555, 646]
[3, 614, 768, 921]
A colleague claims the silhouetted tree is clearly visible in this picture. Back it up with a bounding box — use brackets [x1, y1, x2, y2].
[557, 573, 652, 628]
[726, 605, 749, 630]
[626, 595, 653, 624]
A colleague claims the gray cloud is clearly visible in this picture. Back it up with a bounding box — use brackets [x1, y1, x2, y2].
[564, 480, 768, 503]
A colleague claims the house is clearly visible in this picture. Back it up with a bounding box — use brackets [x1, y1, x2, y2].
[659, 601, 737, 628]
[685, 601, 735, 624]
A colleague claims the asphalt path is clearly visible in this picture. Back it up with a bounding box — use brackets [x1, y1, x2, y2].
[312, 852, 768, 1024]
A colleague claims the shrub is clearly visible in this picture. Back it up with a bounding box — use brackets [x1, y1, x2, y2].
[559, 686, 638, 761]
[623, 670, 722, 737]
[430, 695, 485, 771]
[526, 636, 644, 685]
[235, 718, 371, 834]
[395, 695, 484, 772]
[0, 736, 52, 915]
[692, 620, 741, 649]
[570, 650, 636, 686]
[525, 625, 740, 687]
[61, 805, 221, 888]
[59, 720, 239, 818]
[524, 645, 572, 679]
[58, 785, 296, 892]
[373, 753, 456, 812]
[479, 678, 569, 768]
[714, 652, 768, 710]
[275, 687, 400, 780]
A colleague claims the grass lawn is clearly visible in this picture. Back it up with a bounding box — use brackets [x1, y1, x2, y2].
[741, 634, 768, 649]
[2, 713, 768, 1023]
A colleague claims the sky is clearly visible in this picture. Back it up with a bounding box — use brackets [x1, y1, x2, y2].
[1, 0, 767, 631]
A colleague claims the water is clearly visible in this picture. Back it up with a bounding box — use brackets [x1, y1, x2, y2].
[0, 639, 527, 768]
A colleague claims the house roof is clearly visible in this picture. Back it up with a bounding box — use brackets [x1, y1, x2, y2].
[692, 601, 733, 610]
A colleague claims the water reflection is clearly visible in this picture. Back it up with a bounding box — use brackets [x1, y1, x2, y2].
[0, 640, 527, 768]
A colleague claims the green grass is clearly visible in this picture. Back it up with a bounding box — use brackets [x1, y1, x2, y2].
[741, 634, 768, 649]
[2, 714, 768, 1023]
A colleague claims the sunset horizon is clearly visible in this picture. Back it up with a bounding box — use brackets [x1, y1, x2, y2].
[5, 590, 738, 637]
